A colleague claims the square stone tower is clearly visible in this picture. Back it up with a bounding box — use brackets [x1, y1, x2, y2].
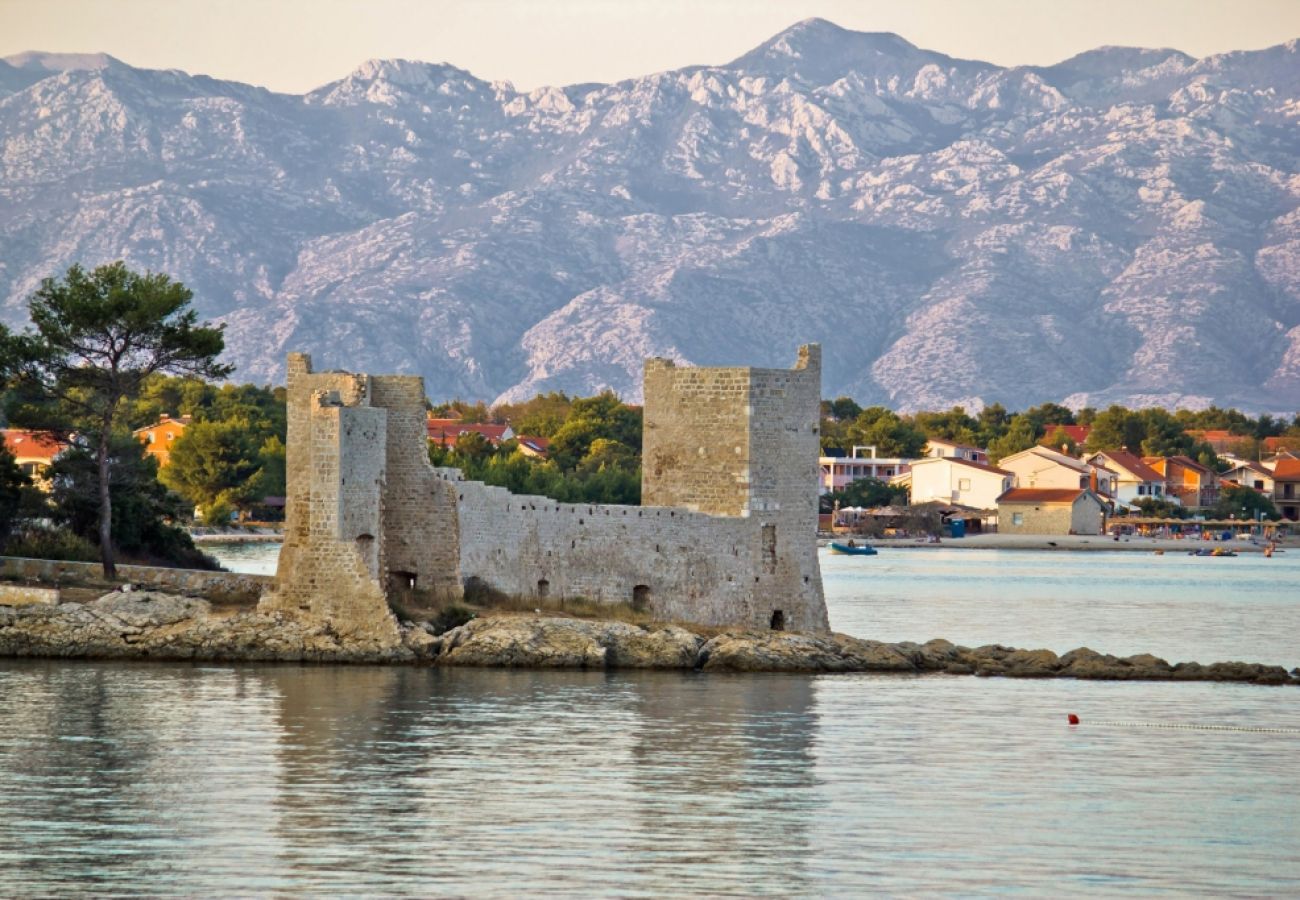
[642, 345, 826, 631]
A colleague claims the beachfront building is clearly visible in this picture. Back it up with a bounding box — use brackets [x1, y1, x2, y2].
[819, 445, 913, 495]
[1221, 460, 1274, 495]
[998, 445, 1117, 498]
[1085, 450, 1168, 509]
[905, 456, 1012, 509]
[134, 414, 191, 467]
[1144, 455, 1219, 509]
[996, 488, 1108, 535]
[1272, 458, 1300, 522]
[923, 438, 989, 464]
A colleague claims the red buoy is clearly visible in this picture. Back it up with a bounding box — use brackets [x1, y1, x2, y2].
[1067, 713, 1080, 725]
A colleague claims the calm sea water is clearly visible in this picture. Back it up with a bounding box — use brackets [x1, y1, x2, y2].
[0, 543, 1296, 896]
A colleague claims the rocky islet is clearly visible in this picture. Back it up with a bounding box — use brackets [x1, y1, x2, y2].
[1, 591, 1295, 686]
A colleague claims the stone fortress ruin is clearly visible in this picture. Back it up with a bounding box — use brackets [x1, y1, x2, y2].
[258, 346, 829, 644]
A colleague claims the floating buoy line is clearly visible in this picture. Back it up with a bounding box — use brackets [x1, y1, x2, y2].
[1067, 713, 1300, 734]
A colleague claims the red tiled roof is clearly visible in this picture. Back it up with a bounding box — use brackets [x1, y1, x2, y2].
[427, 421, 512, 445]
[2, 429, 65, 463]
[998, 488, 1088, 504]
[1043, 424, 1091, 444]
[1274, 458, 1300, 480]
[1090, 450, 1164, 484]
[516, 434, 550, 453]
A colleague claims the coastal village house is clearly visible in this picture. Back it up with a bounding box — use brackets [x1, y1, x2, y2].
[134, 414, 190, 467]
[904, 456, 1012, 510]
[1271, 458, 1300, 522]
[997, 446, 1117, 498]
[2, 429, 65, 490]
[1085, 450, 1167, 509]
[818, 445, 911, 495]
[1144, 455, 1219, 509]
[1221, 460, 1274, 495]
[996, 488, 1108, 535]
[923, 438, 989, 464]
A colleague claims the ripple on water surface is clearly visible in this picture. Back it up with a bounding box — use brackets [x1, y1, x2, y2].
[1, 662, 1298, 896]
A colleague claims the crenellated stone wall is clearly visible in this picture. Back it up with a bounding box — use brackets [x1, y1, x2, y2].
[267, 347, 829, 637]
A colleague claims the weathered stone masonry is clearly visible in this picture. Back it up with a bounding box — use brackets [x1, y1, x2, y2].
[264, 347, 829, 639]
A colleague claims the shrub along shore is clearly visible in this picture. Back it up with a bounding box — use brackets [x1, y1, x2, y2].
[0, 591, 1295, 686]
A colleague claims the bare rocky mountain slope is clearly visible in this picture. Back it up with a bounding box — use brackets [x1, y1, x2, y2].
[1, 19, 1298, 410]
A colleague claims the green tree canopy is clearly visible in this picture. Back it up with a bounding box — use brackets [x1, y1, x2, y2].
[847, 407, 927, 457]
[4, 262, 230, 576]
[159, 419, 263, 519]
[988, 415, 1039, 463]
[1211, 484, 1280, 521]
[1086, 405, 1145, 453]
[820, 477, 907, 512]
[911, 406, 980, 445]
[44, 433, 213, 568]
[494, 391, 573, 437]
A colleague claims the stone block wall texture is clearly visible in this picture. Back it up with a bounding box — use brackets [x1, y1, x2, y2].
[269, 345, 829, 635]
[999, 497, 1105, 535]
[260, 355, 400, 647]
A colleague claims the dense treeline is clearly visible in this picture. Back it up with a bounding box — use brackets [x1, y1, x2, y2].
[429, 391, 643, 505]
[818, 398, 1300, 467]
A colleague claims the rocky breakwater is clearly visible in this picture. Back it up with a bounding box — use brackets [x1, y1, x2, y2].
[1, 592, 1298, 685]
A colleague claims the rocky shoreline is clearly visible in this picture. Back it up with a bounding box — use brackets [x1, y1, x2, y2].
[1, 591, 1297, 685]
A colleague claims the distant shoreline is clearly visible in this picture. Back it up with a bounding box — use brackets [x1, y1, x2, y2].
[191, 532, 284, 544]
[821, 534, 1288, 554]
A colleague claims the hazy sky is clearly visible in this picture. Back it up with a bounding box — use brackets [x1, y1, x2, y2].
[2, 0, 1298, 93]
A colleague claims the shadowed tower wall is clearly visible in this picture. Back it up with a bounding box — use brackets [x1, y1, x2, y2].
[260, 354, 399, 647]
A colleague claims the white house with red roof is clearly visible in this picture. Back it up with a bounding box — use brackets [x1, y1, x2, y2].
[1220, 460, 1274, 495]
[905, 456, 1012, 510]
[1085, 450, 1168, 508]
[998, 445, 1117, 499]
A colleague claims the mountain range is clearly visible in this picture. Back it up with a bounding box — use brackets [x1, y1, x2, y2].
[1, 19, 1298, 411]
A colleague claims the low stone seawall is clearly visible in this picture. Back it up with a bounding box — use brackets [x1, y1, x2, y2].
[0, 557, 272, 604]
[1, 591, 1296, 685]
[0, 584, 60, 607]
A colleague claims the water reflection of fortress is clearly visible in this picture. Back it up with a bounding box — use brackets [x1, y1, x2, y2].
[262, 346, 830, 638]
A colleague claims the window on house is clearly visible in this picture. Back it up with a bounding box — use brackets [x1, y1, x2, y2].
[1012, 512, 1024, 526]
[958, 478, 971, 491]
[1138, 485, 1147, 495]
[762, 524, 777, 575]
